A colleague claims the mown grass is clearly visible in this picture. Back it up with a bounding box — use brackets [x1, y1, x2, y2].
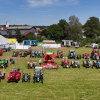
[0, 47, 100, 100]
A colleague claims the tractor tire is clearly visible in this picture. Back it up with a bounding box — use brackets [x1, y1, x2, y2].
[8, 79, 10, 83]
[16, 79, 18, 83]
[78, 65, 80, 68]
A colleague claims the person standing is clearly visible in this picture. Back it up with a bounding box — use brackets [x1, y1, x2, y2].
[39, 59, 41, 66]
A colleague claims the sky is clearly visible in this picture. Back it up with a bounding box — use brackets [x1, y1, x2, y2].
[0, 0, 100, 26]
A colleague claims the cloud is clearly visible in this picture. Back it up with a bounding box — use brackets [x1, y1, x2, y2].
[26, 0, 54, 7]
[66, 0, 79, 5]
[26, 0, 79, 7]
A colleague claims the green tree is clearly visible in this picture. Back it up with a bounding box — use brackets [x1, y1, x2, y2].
[64, 15, 82, 41]
[15, 29, 22, 42]
[58, 19, 69, 30]
[7, 30, 13, 38]
[84, 17, 100, 38]
[24, 32, 36, 40]
[41, 24, 64, 41]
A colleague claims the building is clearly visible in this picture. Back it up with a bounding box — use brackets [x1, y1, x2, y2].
[62, 40, 73, 47]
[0, 26, 37, 37]
[43, 40, 56, 44]
[82, 28, 86, 38]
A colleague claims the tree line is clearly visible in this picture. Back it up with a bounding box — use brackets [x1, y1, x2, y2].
[1, 15, 100, 45]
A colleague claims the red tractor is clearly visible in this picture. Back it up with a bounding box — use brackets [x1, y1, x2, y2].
[0, 49, 3, 56]
[42, 52, 61, 69]
[91, 49, 100, 60]
[83, 53, 89, 59]
[7, 68, 21, 83]
[61, 57, 70, 68]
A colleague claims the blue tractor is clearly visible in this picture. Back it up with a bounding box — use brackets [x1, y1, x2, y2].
[93, 60, 100, 69]
[68, 50, 75, 59]
[33, 67, 43, 83]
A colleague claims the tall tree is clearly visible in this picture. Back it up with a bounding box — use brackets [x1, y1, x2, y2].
[15, 29, 22, 42]
[7, 30, 13, 38]
[84, 17, 100, 38]
[42, 24, 64, 41]
[64, 15, 82, 41]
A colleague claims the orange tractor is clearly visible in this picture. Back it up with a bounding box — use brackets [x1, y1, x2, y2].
[42, 51, 64, 69]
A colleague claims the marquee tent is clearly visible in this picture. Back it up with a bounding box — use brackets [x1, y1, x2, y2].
[0, 35, 13, 45]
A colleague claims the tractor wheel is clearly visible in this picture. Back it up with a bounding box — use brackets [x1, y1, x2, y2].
[3, 74, 5, 79]
[78, 65, 80, 68]
[16, 79, 18, 83]
[4, 65, 6, 69]
[8, 79, 10, 83]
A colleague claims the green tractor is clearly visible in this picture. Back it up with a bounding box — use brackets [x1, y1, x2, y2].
[12, 50, 19, 57]
[0, 59, 8, 69]
[57, 50, 64, 58]
[38, 51, 44, 58]
[20, 51, 27, 57]
[22, 72, 31, 83]
[30, 51, 36, 58]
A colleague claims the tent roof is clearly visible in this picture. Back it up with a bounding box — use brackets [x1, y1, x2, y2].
[0, 35, 13, 45]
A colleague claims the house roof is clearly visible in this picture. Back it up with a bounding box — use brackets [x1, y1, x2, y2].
[36, 34, 41, 38]
[22, 31, 30, 36]
[43, 40, 55, 42]
[7, 26, 35, 30]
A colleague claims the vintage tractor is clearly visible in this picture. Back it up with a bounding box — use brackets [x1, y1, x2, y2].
[42, 52, 60, 69]
[22, 72, 30, 82]
[57, 50, 64, 58]
[83, 57, 93, 68]
[9, 58, 15, 65]
[61, 57, 70, 68]
[38, 51, 44, 58]
[12, 50, 19, 57]
[0, 49, 3, 56]
[71, 59, 80, 68]
[7, 68, 21, 83]
[91, 49, 100, 60]
[30, 51, 36, 58]
[93, 60, 100, 69]
[68, 50, 75, 59]
[20, 51, 27, 57]
[0, 66, 5, 82]
[83, 53, 89, 59]
[77, 54, 81, 59]
[33, 67, 43, 83]
[28, 61, 35, 69]
[0, 59, 8, 69]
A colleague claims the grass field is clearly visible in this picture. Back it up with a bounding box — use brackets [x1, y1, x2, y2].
[0, 47, 100, 100]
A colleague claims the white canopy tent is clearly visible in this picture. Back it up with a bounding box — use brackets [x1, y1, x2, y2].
[0, 35, 13, 45]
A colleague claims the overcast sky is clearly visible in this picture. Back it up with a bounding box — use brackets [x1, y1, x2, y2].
[0, 0, 100, 26]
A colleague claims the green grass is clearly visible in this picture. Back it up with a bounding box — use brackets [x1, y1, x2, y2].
[0, 47, 100, 100]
